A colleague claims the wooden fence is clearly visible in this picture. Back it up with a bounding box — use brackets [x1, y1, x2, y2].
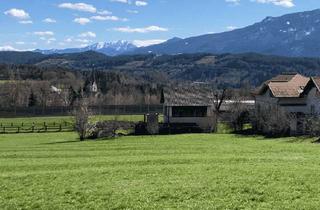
[0, 105, 163, 118]
[0, 122, 75, 134]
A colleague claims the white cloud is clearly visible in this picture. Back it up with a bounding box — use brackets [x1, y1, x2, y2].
[34, 31, 54, 36]
[225, 0, 241, 5]
[114, 26, 168, 33]
[43, 18, 57, 23]
[46, 38, 56, 44]
[38, 36, 56, 44]
[110, 0, 129, 3]
[91, 15, 127, 21]
[65, 38, 73, 43]
[58, 3, 97, 13]
[19, 20, 33, 24]
[252, 0, 295, 8]
[133, 39, 166, 47]
[97, 10, 112, 15]
[79, 31, 96, 38]
[75, 39, 91, 43]
[0, 45, 20, 51]
[135, 1, 148, 6]
[15, 41, 37, 45]
[74, 17, 91, 25]
[4, 8, 30, 19]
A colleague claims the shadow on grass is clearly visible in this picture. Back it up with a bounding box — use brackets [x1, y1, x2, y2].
[42, 140, 81, 145]
[232, 129, 316, 143]
[43, 136, 120, 145]
[283, 136, 315, 143]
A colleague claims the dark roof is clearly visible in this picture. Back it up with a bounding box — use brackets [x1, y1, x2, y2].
[161, 86, 214, 106]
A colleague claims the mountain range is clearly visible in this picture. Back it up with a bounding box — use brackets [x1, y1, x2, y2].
[133, 9, 320, 57]
[32, 9, 320, 57]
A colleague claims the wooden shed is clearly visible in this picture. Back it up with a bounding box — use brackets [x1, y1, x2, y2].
[160, 86, 216, 132]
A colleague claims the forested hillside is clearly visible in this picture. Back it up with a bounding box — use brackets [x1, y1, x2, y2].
[1, 51, 320, 87]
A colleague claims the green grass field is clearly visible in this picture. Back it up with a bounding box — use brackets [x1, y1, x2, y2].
[1, 132, 320, 209]
[0, 115, 145, 127]
[0, 115, 147, 134]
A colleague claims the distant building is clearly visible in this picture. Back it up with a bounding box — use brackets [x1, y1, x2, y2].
[90, 81, 98, 93]
[254, 72, 320, 134]
[50, 86, 62, 94]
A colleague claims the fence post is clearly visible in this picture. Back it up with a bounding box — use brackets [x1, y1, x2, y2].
[59, 124, 62, 132]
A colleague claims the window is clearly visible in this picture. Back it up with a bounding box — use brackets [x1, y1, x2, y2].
[172, 106, 207, 117]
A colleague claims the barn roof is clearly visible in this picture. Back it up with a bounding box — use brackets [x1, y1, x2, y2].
[161, 86, 214, 106]
[268, 73, 298, 82]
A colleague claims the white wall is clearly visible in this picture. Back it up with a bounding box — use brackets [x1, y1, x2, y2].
[163, 106, 215, 131]
[306, 87, 320, 115]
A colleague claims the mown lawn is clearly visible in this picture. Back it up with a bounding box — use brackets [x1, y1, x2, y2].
[0, 133, 320, 209]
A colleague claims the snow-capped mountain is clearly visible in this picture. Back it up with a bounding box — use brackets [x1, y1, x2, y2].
[132, 9, 320, 57]
[35, 40, 138, 56]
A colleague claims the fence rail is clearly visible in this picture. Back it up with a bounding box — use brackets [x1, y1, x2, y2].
[0, 122, 75, 134]
[0, 105, 163, 118]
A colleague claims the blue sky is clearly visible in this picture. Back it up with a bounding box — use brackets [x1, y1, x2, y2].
[1, 0, 320, 50]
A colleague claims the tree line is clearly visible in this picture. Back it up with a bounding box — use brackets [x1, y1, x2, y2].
[0, 64, 163, 109]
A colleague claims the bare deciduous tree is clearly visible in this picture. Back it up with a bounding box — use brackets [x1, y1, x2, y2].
[212, 88, 230, 132]
[74, 98, 91, 141]
[228, 97, 249, 132]
[254, 104, 292, 136]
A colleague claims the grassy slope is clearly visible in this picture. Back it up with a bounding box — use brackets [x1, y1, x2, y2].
[0, 133, 320, 209]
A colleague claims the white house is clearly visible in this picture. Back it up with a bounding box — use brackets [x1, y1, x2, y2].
[254, 73, 320, 134]
[90, 81, 98, 93]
